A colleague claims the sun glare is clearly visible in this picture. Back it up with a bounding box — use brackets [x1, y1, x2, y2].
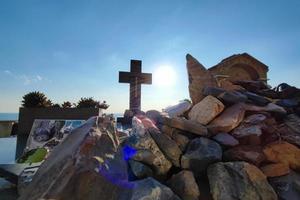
[153, 65, 176, 87]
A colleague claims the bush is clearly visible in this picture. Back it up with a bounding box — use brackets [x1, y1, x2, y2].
[62, 101, 72, 108]
[77, 98, 109, 109]
[22, 91, 52, 108]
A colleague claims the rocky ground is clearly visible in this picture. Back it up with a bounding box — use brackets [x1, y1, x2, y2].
[17, 54, 300, 200]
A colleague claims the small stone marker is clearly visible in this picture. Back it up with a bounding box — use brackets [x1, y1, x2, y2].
[119, 60, 152, 113]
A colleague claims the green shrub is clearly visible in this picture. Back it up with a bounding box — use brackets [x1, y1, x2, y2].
[62, 101, 72, 108]
[22, 91, 52, 108]
[77, 98, 109, 109]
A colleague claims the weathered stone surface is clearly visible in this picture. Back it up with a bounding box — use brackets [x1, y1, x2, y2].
[232, 125, 263, 138]
[186, 54, 217, 104]
[129, 160, 153, 179]
[263, 141, 300, 171]
[203, 86, 226, 97]
[268, 170, 300, 200]
[19, 117, 126, 200]
[188, 95, 225, 125]
[163, 117, 209, 136]
[217, 91, 248, 105]
[181, 137, 222, 176]
[218, 79, 245, 91]
[284, 114, 300, 135]
[213, 132, 239, 147]
[163, 101, 192, 118]
[145, 110, 165, 128]
[126, 134, 172, 176]
[207, 103, 245, 134]
[132, 149, 156, 164]
[223, 145, 265, 166]
[260, 163, 290, 178]
[149, 128, 182, 167]
[161, 126, 190, 151]
[207, 161, 278, 200]
[120, 177, 181, 200]
[167, 170, 200, 200]
[232, 114, 267, 145]
[244, 103, 287, 115]
[171, 129, 190, 151]
[244, 91, 271, 106]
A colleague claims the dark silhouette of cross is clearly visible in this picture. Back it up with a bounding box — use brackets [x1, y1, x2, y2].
[119, 60, 152, 113]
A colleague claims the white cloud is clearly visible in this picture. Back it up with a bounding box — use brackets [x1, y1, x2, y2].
[3, 70, 48, 85]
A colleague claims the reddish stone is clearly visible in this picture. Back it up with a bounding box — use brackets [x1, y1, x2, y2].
[223, 145, 266, 166]
[208, 103, 245, 134]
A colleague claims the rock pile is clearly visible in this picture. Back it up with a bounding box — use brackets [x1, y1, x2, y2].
[19, 54, 300, 200]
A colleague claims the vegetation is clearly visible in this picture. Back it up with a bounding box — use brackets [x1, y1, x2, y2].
[22, 91, 52, 108]
[76, 97, 109, 109]
[62, 101, 72, 108]
[21, 91, 109, 109]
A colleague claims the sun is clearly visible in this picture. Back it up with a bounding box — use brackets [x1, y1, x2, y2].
[153, 65, 176, 87]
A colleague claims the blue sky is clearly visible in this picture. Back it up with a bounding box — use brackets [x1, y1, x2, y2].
[0, 0, 299, 113]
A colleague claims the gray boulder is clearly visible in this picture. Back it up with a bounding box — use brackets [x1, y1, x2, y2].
[167, 170, 200, 200]
[120, 177, 181, 200]
[181, 137, 222, 176]
[129, 160, 153, 179]
[208, 161, 277, 200]
[149, 128, 182, 167]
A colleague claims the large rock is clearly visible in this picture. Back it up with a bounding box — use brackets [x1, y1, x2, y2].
[186, 54, 217, 104]
[163, 100, 192, 118]
[19, 116, 126, 200]
[223, 145, 265, 166]
[167, 170, 200, 200]
[163, 117, 209, 136]
[284, 114, 300, 135]
[263, 141, 300, 171]
[189, 95, 225, 125]
[125, 134, 172, 177]
[232, 114, 267, 145]
[217, 91, 248, 105]
[207, 161, 278, 200]
[207, 103, 245, 134]
[244, 103, 287, 115]
[161, 126, 190, 151]
[212, 132, 239, 147]
[244, 91, 271, 106]
[120, 177, 181, 200]
[149, 128, 182, 167]
[268, 170, 300, 200]
[181, 137, 222, 176]
[129, 160, 153, 179]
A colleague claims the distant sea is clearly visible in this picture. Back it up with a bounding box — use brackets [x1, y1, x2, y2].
[0, 113, 18, 121]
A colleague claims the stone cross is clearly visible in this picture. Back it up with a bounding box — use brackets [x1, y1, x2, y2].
[119, 60, 152, 113]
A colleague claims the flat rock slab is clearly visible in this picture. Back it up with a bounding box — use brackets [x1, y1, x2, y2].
[189, 95, 224, 125]
[207, 103, 245, 134]
[208, 161, 278, 200]
[163, 117, 208, 136]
